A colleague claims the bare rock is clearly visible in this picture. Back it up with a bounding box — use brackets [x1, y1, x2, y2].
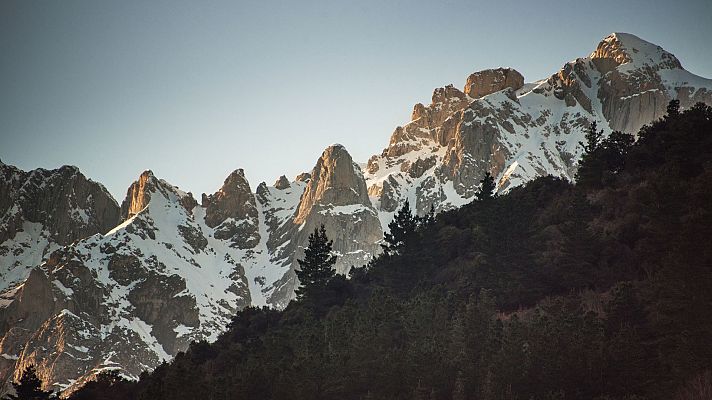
[203, 169, 260, 249]
[464, 68, 524, 99]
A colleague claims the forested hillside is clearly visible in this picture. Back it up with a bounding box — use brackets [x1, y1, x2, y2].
[66, 101, 712, 399]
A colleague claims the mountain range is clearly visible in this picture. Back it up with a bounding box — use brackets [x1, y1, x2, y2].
[0, 32, 710, 394]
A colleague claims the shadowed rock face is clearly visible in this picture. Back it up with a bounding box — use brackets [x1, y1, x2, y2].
[0, 163, 120, 246]
[202, 169, 260, 249]
[0, 169, 253, 395]
[0, 163, 120, 306]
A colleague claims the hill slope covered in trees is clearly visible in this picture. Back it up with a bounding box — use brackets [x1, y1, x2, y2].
[69, 102, 712, 400]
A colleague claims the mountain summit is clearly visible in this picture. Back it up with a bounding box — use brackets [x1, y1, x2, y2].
[364, 32, 712, 221]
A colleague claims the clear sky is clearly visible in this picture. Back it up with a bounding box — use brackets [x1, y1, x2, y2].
[2, 0, 711, 201]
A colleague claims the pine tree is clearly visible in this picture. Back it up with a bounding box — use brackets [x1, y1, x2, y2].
[295, 225, 337, 300]
[476, 172, 496, 201]
[4, 365, 53, 400]
[582, 121, 603, 154]
[575, 121, 606, 187]
[381, 199, 418, 256]
[666, 99, 680, 118]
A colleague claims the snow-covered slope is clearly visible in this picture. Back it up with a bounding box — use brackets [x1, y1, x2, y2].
[1, 32, 711, 395]
[363, 33, 712, 222]
[0, 163, 120, 292]
[0, 170, 257, 393]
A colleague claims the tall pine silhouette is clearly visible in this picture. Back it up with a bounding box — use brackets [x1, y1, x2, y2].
[295, 225, 336, 300]
[381, 199, 419, 256]
[4, 365, 53, 400]
[476, 172, 496, 201]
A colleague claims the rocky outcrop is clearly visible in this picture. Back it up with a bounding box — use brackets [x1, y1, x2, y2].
[0, 170, 253, 394]
[0, 163, 120, 299]
[202, 169, 260, 249]
[590, 33, 712, 134]
[364, 32, 712, 219]
[120, 170, 156, 221]
[0, 164, 119, 246]
[127, 272, 200, 354]
[292, 145, 382, 276]
[274, 175, 290, 190]
[465, 68, 524, 99]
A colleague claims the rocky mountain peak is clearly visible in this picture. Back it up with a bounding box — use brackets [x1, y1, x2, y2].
[464, 68, 525, 99]
[120, 170, 158, 221]
[591, 32, 682, 74]
[203, 169, 257, 227]
[2, 32, 711, 395]
[203, 169, 259, 249]
[1, 163, 120, 248]
[274, 175, 291, 190]
[295, 172, 311, 183]
[287, 144, 382, 278]
[0, 163, 121, 299]
[294, 145, 370, 225]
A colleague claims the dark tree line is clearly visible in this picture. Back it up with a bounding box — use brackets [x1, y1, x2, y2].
[64, 101, 712, 400]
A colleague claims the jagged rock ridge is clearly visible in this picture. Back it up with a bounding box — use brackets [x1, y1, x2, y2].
[364, 32, 712, 226]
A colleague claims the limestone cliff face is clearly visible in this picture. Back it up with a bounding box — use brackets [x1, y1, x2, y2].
[293, 145, 382, 275]
[0, 163, 120, 297]
[465, 68, 524, 99]
[120, 170, 156, 221]
[364, 33, 712, 220]
[256, 145, 383, 307]
[0, 163, 120, 246]
[590, 33, 712, 134]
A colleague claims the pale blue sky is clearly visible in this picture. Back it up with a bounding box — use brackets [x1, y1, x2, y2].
[2, 0, 711, 201]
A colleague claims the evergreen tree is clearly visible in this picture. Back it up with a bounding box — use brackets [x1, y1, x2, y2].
[4, 365, 53, 400]
[295, 225, 337, 300]
[381, 199, 418, 256]
[576, 121, 619, 187]
[666, 99, 680, 118]
[581, 121, 603, 154]
[476, 172, 496, 201]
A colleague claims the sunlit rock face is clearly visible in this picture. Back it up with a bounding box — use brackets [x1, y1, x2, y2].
[258, 144, 383, 308]
[293, 145, 382, 274]
[465, 68, 525, 99]
[2, 32, 712, 395]
[364, 32, 712, 221]
[590, 33, 712, 134]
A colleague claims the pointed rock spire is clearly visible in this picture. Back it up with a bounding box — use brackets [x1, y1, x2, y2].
[273, 175, 291, 190]
[294, 144, 370, 224]
[203, 169, 259, 248]
[120, 170, 158, 221]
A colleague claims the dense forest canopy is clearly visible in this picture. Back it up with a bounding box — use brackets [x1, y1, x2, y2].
[55, 102, 712, 399]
